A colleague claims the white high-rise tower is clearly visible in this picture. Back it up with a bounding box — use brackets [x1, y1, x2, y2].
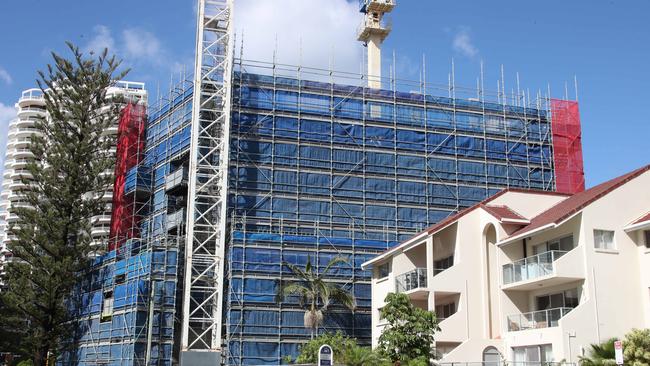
[357, 0, 395, 88]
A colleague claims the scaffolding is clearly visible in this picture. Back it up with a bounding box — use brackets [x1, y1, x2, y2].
[62, 51, 583, 365]
[61, 82, 192, 365]
[219, 56, 563, 365]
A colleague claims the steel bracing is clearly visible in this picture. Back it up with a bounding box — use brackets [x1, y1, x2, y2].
[181, 0, 234, 357]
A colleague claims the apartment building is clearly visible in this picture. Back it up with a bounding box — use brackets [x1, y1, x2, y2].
[363, 164, 650, 364]
[0, 83, 147, 287]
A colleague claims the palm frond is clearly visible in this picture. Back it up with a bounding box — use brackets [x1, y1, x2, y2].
[328, 285, 356, 311]
[283, 260, 310, 282]
[275, 282, 312, 307]
[321, 255, 350, 277]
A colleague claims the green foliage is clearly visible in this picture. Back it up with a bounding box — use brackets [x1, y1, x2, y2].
[401, 356, 430, 366]
[276, 256, 356, 337]
[292, 331, 390, 366]
[342, 345, 390, 366]
[0, 42, 128, 365]
[623, 328, 650, 366]
[377, 292, 440, 363]
[293, 331, 357, 364]
[579, 338, 618, 366]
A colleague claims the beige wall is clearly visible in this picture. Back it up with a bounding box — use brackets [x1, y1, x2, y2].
[368, 175, 650, 363]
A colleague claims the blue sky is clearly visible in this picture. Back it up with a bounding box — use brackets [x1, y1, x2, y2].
[0, 0, 648, 187]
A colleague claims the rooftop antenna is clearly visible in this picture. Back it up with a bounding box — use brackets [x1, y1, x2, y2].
[565, 81, 569, 101]
[500, 64, 506, 105]
[516, 72, 521, 107]
[574, 75, 579, 102]
[357, 0, 396, 88]
[480, 60, 485, 102]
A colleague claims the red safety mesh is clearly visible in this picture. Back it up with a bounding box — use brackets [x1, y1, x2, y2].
[551, 99, 585, 194]
[109, 103, 147, 250]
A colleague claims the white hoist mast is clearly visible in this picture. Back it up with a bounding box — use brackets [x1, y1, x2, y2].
[180, 0, 234, 364]
[357, 0, 396, 88]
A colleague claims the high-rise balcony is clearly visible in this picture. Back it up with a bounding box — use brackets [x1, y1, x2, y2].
[501, 249, 585, 290]
[395, 267, 428, 300]
[507, 307, 574, 332]
[18, 89, 44, 107]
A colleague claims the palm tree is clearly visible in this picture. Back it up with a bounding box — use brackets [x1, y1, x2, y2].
[276, 255, 356, 339]
[343, 346, 390, 366]
[579, 338, 617, 366]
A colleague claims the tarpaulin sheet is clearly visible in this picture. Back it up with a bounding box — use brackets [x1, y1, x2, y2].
[551, 99, 585, 194]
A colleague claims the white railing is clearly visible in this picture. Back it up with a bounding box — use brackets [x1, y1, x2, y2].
[507, 307, 574, 331]
[19, 88, 44, 102]
[502, 250, 568, 285]
[395, 267, 427, 292]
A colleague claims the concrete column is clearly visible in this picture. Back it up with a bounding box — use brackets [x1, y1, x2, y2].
[367, 34, 382, 89]
[426, 236, 435, 311]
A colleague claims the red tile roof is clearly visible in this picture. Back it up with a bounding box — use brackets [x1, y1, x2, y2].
[423, 188, 567, 236]
[632, 212, 650, 225]
[504, 164, 650, 241]
[482, 205, 530, 224]
[363, 188, 569, 267]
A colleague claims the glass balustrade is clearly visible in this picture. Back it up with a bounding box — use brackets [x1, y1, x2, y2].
[507, 307, 574, 331]
[502, 250, 568, 285]
[395, 267, 427, 292]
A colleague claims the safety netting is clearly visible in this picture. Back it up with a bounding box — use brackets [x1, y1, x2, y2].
[109, 103, 147, 250]
[551, 99, 585, 194]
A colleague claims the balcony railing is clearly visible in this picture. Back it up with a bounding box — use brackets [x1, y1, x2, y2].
[502, 250, 568, 285]
[507, 307, 574, 331]
[395, 267, 427, 292]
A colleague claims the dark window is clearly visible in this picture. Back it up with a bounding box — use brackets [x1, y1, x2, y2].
[435, 302, 456, 320]
[645, 231, 650, 249]
[377, 263, 390, 279]
[434, 255, 454, 274]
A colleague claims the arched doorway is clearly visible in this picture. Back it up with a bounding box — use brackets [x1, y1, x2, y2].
[483, 346, 501, 366]
[483, 224, 500, 338]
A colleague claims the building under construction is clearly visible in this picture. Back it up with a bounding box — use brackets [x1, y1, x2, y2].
[58, 0, 585, 365]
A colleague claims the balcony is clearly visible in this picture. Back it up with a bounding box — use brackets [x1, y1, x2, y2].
[501, 249, 588, 291]
[395, 267, 428, 300]
[507, 307, 574, 332]
[18, 89, 44, 107]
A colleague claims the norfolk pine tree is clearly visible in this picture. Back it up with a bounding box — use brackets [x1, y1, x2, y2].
[0, 43, 128, 365]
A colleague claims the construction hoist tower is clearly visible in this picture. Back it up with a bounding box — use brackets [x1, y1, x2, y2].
[357, 0, 395, 88]
[181, 0, 234, 364]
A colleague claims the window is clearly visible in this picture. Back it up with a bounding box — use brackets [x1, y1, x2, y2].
[533, 235, 574, 254]
[377, 262, 390, 279]
[513, 344, 553, 365]
[101, 291, 114, 322]
[594, 230, 615, 250]
[435, 302, 456, 320]
[645, 231, 650, 249]
[536, 288, 580, 310]
[434, 255, 454, 274]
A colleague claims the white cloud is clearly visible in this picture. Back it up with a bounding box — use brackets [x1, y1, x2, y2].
[235, 0, 363, 74]
[85, 25, 116, 55]
[0, 103, 17, 180]
[122, 28, 163, 60]
[0, 67, 12, 85]
[452, 27, 478, 58]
